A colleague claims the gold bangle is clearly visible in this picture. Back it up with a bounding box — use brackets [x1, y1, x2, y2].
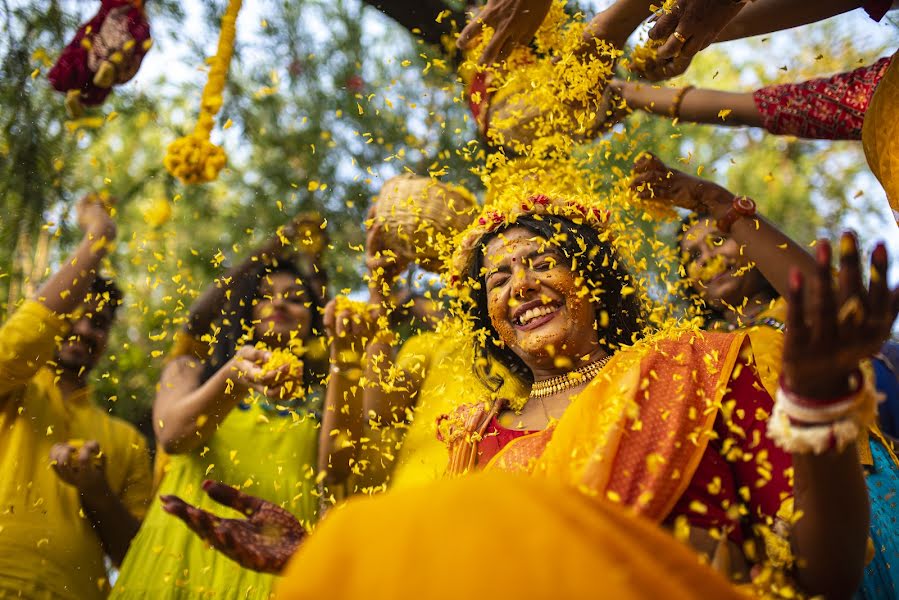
[669, 85, 694, 120]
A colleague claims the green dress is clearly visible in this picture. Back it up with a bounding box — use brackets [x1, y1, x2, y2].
[113, 399, 319, 599]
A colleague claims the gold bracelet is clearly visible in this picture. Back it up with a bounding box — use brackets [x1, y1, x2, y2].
[669, 85, 694, 120]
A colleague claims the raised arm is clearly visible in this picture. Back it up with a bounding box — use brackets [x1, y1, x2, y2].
[318, 299, 368, 498]
[715, 0, 873, 42]
[153, 346, 285, 454]
[636, 0, 885, 81]
[35, 195, 117, 315]
[0, 196, 116, 398]
[631, 154, 816, 302]
[774, 234, 897, 597]
[360, 222, 421, 426]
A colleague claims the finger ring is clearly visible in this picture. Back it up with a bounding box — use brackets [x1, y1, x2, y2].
[673, 31, 687, 44]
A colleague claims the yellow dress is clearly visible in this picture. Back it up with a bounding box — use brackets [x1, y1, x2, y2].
[388, 328, 526, 490]
[112, 401, 319, 599]
[862, 50, 899, 217]
[275, 471, 747, 600]
[0, 300, 152, 600]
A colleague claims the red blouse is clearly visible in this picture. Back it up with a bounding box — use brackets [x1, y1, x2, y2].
[752, 56, 892, 140]
[481, 362, 792, 544]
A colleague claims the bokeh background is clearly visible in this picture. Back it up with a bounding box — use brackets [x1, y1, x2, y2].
[2, 0, 896, 437]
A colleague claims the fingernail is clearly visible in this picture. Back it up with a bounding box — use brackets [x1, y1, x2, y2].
[789, 269, 802, 290]
[839, 233, 856, 256]
[873, 243, 887, 263]
[202, 480, 214, 491]
[816, 240, 831, 263]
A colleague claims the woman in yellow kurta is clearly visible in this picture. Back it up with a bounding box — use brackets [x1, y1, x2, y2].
[112, 259, 325, 600]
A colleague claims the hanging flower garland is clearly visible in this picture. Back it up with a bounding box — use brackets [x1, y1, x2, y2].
[163, 0, 241, 185]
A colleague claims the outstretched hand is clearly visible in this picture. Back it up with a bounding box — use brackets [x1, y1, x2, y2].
[50, 440, 110, 500]
[639, 0, 744, 81]
[457, 0, 553, 67]
[161, 480, 305, 574]
[782, 234, 899, 400]
[630, 153, 732, 215]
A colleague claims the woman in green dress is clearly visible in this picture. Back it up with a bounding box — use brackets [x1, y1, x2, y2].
[113, 259, 325, 599]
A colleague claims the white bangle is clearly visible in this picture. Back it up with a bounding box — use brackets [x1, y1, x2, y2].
[767, 371, 881, 455]
[774, 378, 864, 425]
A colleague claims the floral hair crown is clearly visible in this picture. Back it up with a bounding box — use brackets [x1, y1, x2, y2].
[449, 193, 611, 286]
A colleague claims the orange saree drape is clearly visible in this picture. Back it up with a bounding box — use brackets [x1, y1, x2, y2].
[486, 330, 745, 524]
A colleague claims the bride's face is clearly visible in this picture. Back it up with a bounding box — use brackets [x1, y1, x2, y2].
[482, 227, 600, 370]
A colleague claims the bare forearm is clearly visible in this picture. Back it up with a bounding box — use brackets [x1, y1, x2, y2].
[716, 0, 861, 42]
[620, 82, 762, 127]
[791, 445, 869, 598]
[80, 485, 141, 565]
[154, 364, 245, 454]
[319, 367, 363, 486]
[35, 233, 111, 314]
[703, 193, 817, 303]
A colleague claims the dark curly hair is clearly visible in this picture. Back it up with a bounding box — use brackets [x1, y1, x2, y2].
[466, 214, 645, 391]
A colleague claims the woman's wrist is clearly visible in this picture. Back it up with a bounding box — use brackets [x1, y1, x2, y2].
[366, 329, 398, 350]
[784, 371, 856, 401]
[618, 82, 654, 112]
[80, 230, 113, 256]
[703, 188, 738, 220]
[79, 478, 114, 511]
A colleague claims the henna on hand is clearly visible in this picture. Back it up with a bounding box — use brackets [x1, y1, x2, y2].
[161, 480, 305, 574]
[782, 233, 899, 400]
[630, 153, 732, 215]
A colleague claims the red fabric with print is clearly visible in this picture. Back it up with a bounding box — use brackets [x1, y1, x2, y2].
[479, 416, 535, 466]
[752, 56, 892, 140]
[664, 362, 793, 543]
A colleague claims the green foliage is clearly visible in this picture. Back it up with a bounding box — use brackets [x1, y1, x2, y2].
[0, 1, 893, 433]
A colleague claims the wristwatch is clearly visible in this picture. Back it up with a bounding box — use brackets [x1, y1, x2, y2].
[716, 195, 757, 233]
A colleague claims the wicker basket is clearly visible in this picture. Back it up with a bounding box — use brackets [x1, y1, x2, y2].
[486, 81, 606, 153]
[373, 174, 478, 267]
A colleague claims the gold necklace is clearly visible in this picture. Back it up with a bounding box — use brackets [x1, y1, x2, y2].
[529, 354, 613, 400]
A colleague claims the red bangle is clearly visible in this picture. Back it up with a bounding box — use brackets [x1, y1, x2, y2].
[778, 368, 863, 407]
[716, 195, 756, 233]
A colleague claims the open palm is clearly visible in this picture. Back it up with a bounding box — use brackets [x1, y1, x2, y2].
[161, 480, 305, 574]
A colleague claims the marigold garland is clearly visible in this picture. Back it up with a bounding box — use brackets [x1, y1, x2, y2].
[163, 0, 241, 184]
